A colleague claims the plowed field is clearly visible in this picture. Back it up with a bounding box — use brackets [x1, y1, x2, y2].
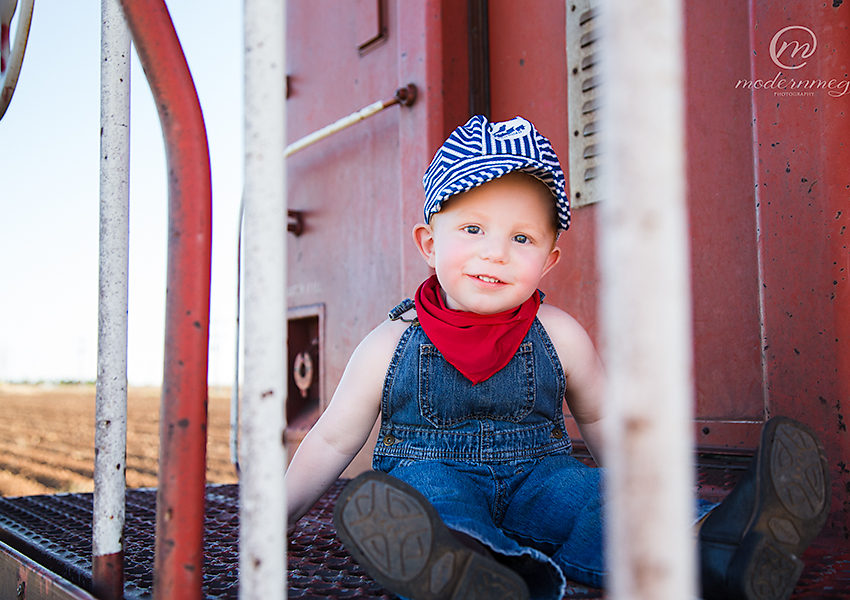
[0, 383, 238, 497]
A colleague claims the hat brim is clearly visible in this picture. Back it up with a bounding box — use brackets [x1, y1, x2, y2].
[424, 154, 569, 230]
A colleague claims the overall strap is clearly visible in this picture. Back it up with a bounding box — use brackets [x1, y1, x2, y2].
[388, 298, 417, 322]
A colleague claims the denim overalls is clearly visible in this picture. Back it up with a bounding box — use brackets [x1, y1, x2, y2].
[372, 299, 606, 599]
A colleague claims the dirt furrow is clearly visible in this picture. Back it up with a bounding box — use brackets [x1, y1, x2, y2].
[0, 384, 239, 496]
[0, 444, 93, 479]
[0, 453, 92, 493]
[0, 469, 54, 497]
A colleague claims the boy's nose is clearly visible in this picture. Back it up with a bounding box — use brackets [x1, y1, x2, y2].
[479, 236, 509, 262]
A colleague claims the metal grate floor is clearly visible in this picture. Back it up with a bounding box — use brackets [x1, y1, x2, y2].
[0, 463, 845, 599]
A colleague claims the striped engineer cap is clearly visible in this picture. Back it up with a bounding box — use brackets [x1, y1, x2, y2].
[422, 115, 570, 231]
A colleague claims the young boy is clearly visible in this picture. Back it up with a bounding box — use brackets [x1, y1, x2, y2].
[285, 115, 830, 600]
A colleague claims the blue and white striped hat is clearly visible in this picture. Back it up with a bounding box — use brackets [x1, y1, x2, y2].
[422, 115, 570, 231]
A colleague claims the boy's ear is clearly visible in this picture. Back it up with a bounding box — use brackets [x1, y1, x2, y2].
[412, 223, 437, 268]
[541, 245, 561, 278]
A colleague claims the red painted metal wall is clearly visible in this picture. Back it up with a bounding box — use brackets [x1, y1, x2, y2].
[284, 0, 469, 473]
[683, 0, 850, 537]
[487, 0, 600, 340]
[485, 1, 767, 448]
[745, 0, 850, 539]
[284, 0, 849, 534]
[685, 1, 765, 450]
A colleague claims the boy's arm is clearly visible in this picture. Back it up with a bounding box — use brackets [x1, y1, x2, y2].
[285, 319, 404, 524]
[538, 304, 607, 466]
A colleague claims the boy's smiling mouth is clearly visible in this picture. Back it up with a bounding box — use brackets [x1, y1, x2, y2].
[473, 274, 504, 284]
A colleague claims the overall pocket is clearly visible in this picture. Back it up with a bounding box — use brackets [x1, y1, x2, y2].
[418, 341, 536, 428]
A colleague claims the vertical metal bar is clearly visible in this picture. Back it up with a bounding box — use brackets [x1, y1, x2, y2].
[598, 1, 695, 599]
[230, 198, 244, 471]
[93, 1, 130, 598]
[0, 0, 34, 121]
[117, 2, 212, 599]
[241, 0, 287, 599]
[467, 0, 490, 118]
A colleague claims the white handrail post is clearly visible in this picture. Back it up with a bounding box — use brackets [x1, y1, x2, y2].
[93, 0, 130, 597]
[598, 1, 696, 599]
[241, 0, 287, 598]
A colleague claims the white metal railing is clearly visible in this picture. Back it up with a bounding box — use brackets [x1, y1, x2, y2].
[240, 1, 287, 598]
[93, 1, 130, 598]
[283, 84, 415, 157]
[599, 1, 696, 599]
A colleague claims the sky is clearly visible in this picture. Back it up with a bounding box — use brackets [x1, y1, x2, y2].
[0, 2, 244, 385]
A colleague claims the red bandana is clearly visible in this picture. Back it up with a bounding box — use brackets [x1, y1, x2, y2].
[414, 275, 541, 385]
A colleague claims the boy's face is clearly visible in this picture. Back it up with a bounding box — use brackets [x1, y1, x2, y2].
[414, 172, 562, 314]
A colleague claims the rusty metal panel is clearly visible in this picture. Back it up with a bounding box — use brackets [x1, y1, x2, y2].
[748, 0, 850, 538]
[355, 0, 385, 53]
[488, 0, 601, 352]
[488, 0, 767, 452]
[0, 541, 94, 600]
[284, 0, 469, 477]
[287, 0, 407, 401]
[683, 0, 765, 441]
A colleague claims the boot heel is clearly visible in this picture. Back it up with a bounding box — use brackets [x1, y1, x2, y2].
[699, 417, 829, 600]
[452, 553, 530, 600]
[727, 532, 803, 600]
[334, 471, 529, 600]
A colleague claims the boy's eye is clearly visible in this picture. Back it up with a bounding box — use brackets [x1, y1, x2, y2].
[513, 234, 530, 244]
[463, 225, 481, 235]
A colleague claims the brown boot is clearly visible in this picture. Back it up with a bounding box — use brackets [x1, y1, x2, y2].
[699, 417, 830, 600]
[334, 470, 529, 600]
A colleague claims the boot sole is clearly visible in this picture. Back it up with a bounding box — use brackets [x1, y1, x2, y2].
[333, 470, 529, 600]
[729, 417, 829, 600]
[753, 417, 829, 555]
[730, 532, 804, 600]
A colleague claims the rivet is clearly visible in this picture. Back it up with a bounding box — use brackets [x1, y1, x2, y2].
[383, 434, 396, 446]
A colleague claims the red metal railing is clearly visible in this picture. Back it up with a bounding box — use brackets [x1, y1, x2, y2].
[0, 0, 34, 120]
[117, 2, 212, 599]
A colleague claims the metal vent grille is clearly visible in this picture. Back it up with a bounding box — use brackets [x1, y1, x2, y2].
[567, 0, 601, 208]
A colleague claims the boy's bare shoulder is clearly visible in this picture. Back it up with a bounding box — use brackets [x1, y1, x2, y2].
[352, 311, 416, 367]
[364, 315, 412, 349]
[536, 303, 601, 371]
[536, 303, 590, 342]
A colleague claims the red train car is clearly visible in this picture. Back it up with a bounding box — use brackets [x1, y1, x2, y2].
[284, 0, 850, 595]
[284, 0, 849, 535]
[0, 1, 847, 598]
